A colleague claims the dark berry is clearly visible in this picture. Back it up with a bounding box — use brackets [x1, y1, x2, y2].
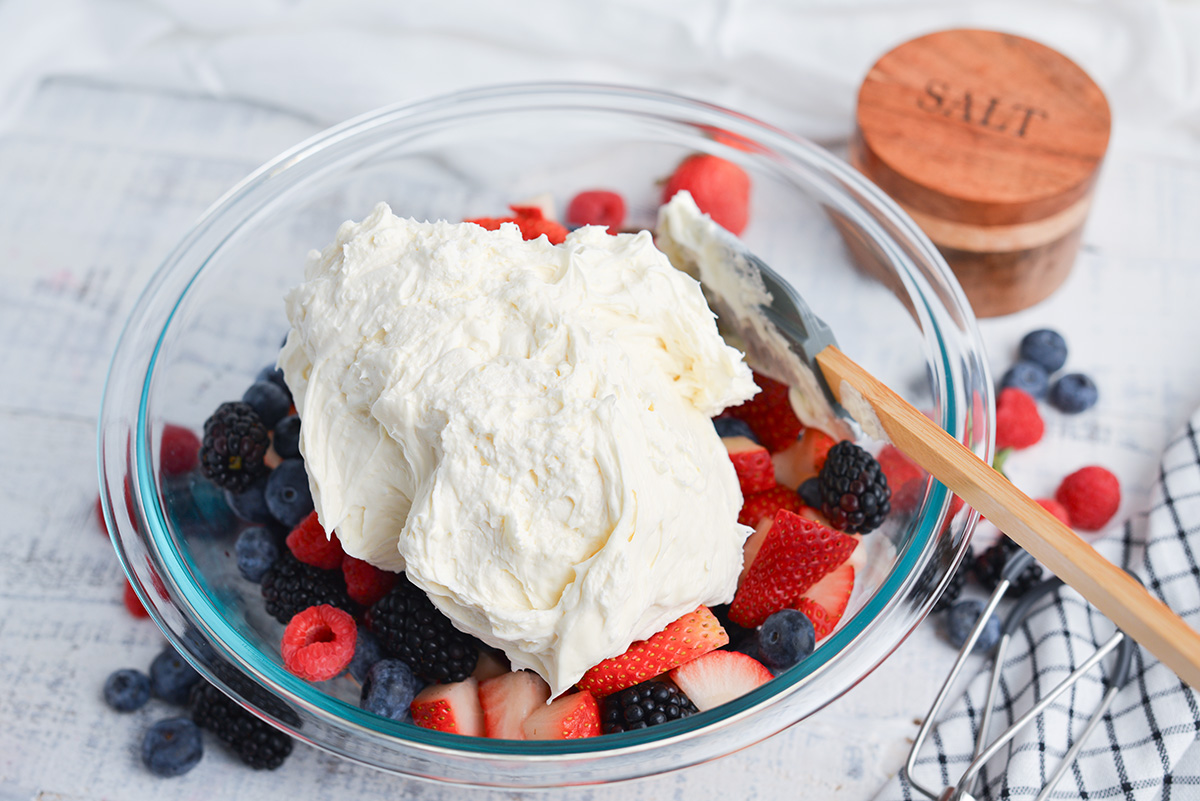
[713, 417, 758, 442]
[933, 563, 968, 612]
[104, 668, 152, 712]
[273, 415, 301, 459]
[265, 459, 313, 528]
[257, 364, 291, 399]
[710, 603, 755, 650]
[757, 609, 815, 671]
[190, 681, 293, 770]
[225, 475, 274, 524]
[600, 681, 698, 734]
[973, 540, 1043, 597]
[1018, 329, 1068, 373]
[1049, 373, 1098, 414]
[945, 599, 1001, 652]
[200, 402, 270, 493]
[260, 550, 359, 624]
[999, 360, 1049, 399]
[348, 624, 384, 683]
[235, 526, 279, 583]
[817, 441, 891, 533]
[150, 646, 202, 705]
[360, 659, 422, 721]
[141, 717, 203, 777]
[243, 381, 291, 429]
[367, 577, 482, 684]
[797, 476, 822, 508]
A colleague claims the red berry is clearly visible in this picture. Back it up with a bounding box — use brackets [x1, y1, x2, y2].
[738, 485, 805, 528]
[662, 154, 751, 235]
[341, 556, 398, 607]
[281, 604, 357, 681]
[1036, 497, 1071, 526]
[727, 372, 802, 453]
[1055, 466, 1120, 531]
[565, 190, 626, 234]
[123, 581, 150, 618]
[995, 388, 1044, 450]
[160, 424, 201, 476]
[466, 205, 568, 245]
[286, 511, 344, 570]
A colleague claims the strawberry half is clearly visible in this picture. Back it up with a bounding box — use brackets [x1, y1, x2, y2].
[726, 372, 802, 453]
[738, 484, 806, 528]
[410, 678, 484, 736]
[740, 516, 775, 585]
[577, 606, 728, 697]
[724, 436, 775, 495]
[771, 428, 836, 489]
[668, 650, 773, 712]
[729, 510, 858, 628]
[522, 691, 602, 740]
[471, 650, 510, 683]
[479, 670, 551, 740]
[799, 562, 854, 639]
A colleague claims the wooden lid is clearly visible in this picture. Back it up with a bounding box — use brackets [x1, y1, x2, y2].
[853, 29, 1110, 227]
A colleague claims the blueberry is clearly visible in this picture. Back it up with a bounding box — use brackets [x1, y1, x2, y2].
[798, 477, 822, 508]
[242, 380, 291, 429]
[265, 459, 313, 528]
[257, 364, 291, 399]
[1049, 373, 1098, 414]
[235, 526, 279, 583]
[1018, 329, 1068, 373]
[150, 646, 202, 705]
[141, 717, 203, 777]
[104, 668, 152, 712]
[273, 415, 302, 459]
[225, 475, 274, 524]
[999, 360, 1049, 399]
[360, 659, 421, 721]
[713, 418, 757, 442]
[945, 599, 1001, 653]
[347, 625, 384, 683]
[758, 609, 816, 671]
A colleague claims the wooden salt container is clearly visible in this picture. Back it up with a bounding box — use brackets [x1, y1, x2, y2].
[851, 29, 1111, 317]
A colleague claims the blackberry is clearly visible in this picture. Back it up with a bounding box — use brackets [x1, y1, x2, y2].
[933, 563, 969, 612]
[600, 681, 698, 734]
[367, 577, 482, 684]
[972, 539, 1043, 597]
[260, 550, 359, 624]
[200, 402, 270, 492]
[190, 682, 293, 770]
[817, 441, 891, 534]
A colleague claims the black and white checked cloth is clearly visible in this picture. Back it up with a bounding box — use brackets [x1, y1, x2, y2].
[877, 415, 1200, 801]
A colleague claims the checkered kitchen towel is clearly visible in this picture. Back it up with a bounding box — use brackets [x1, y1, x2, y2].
[878, 415, 1200, 801]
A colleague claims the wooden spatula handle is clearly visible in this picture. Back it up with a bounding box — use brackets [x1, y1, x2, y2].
[816, 345, 1200, 690]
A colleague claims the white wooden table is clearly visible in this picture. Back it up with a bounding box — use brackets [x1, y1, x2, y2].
[2, 77, 1199, 800]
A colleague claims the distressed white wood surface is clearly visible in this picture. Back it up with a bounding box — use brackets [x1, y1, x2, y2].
[2, 78, 1199, 801]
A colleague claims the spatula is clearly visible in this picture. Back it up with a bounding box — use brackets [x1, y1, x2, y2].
[657, 196, 1200, 691]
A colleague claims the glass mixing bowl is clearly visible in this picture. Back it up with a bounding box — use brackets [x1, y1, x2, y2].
[98, 83, 992, 787]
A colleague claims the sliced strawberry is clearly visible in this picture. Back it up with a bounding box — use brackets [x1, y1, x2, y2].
[724, 436, 775, 495]
[410, 678, 484, 736]
[479, 670, 551, 740]
[772, 428, 836, 488]
[729, 510, 858, 628]
[800, 563, 854, 633]
[740, 515, 775, 585]
[668, 650, 772, 712]
[795, 598, 836, 641]
[522, 691, 602, 740]
[577, 606, 728, 696]
[726, 373, 802, 453]
[471, 650, 510, 683]
[738, 484, 806, 528]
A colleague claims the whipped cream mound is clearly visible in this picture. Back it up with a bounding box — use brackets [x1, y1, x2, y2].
[280, 202, 758, 695]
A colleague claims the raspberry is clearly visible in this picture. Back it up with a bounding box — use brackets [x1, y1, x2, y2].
[662, 154, 751, 235]
[466, 205, 568, 245]
[282, 604, 357, 681]
[260, 550, 359, 624]
[286, 511, 344, 569]
[161, 424, 201, 476]
[817, 441, 891, 534]
[368, 578, 482, 684]
[190, 682, 294, 770]
[599, 680, 698, 734]
[565, 190, 626, 234]
[1036, 497, 1071, 526]
[342, 556, 399, 607]
[1055, 466, 1120, 531]
[199, 402, 270, 492]
[123, 580, 150, 618]
[994, 387, 1044, 450]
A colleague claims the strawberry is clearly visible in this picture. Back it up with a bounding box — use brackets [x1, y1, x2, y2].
[729, 510, 858, 628]
[466, 205, 568, 245]
[662, 154, 751, 235]
[565, 190, 626, 234]
[410, 678, 484, 736]
[739, 515, 775, 585]
[738, 484, 806, 528]
[800, 562, 855, 635]
[577, 606, 728, 697]
[770, 427, 835, 489]
[668, 650, 772, 712]
[479, 670, 551, 740]
[726, 372, 802, 452]
[724, 436, 775, 495]
[522, 690, 602, 740]
[471, 650, 510, 683]
[795, 598, 836, 641]
[876, 444, 923, 492]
